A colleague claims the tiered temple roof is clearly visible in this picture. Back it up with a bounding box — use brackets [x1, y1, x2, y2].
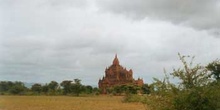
[98, 55, 144, 94]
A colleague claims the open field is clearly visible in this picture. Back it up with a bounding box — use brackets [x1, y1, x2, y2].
[0, 96, 145, 110]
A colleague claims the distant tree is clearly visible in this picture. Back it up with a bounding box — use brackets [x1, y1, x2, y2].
[93, 87, 100, 95]
[31, 83, 42, 94]
[108, 85, 141, 95]
[83, 85, 93, 94]
[113, 85, 123, 95]
[0, 81, 13, 93]
[42, 84, 49, 94]
[9, 81, 27, 95]
[0, 81, 9, 93]
[0, 81, 27, 95]
[47, 81, 59, 95]
[71, 79, 82, 96]
[74, 79, 81, 85]
[48, 81, 58, 91]
[56, 86, 63, 95]
[60, 80, 72, 95]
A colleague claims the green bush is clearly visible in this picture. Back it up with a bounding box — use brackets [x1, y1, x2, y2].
[143, 94, 173, 110]
[173, 89, 216, 110]
[123, 54, 220, 110]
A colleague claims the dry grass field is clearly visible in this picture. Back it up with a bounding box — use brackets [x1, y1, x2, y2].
[0, 96, 145, 110]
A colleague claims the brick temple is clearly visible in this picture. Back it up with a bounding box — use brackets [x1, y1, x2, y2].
[98, 55, 144, 94]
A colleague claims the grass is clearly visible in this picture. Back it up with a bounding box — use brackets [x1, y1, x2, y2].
[0, 95, 145, 110]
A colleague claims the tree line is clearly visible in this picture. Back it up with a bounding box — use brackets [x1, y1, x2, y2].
[0, 79, 149, 96]
[0, 79, 100, 96]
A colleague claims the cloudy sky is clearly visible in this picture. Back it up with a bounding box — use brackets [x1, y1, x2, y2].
[0, 0, 220, 86]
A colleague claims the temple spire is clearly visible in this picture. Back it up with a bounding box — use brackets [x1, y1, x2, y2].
[113, 54, 119, 65]
[99, 54, 144, 94]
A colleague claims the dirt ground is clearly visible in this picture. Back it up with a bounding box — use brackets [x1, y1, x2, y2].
[0, 96, 146, 110]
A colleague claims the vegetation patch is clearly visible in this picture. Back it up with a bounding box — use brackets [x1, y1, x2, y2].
[123, 53, 220, 110]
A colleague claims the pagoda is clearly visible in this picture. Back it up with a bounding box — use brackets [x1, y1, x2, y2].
[98, 55, 144, 94]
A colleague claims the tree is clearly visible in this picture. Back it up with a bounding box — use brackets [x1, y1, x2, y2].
[170, 54, 218, 110]
[93, 87, 100, 95]
[9, 81, 27, 95]
[171, 53, 210, 89]
[206, 60, 220, 81]
[83, 85, 93, 94]
[0, 81, 14, 93]
[0, 81, 27, 95]
[105, 85, 141, 95]
[70, 79, 82, 96]
[42, 84, 49, 94]
[48, 81, 58, 91]
[0, 81, 11, 93]
[60, 80, 72, 95]
[142, 54, 219, 110]
[113, 85, 123, 95]
[48, 81, 59, 95]
[31, 83, 42, 94]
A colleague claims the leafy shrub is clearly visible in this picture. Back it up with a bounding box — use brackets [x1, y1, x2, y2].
[124, 54, 220, 110]
[143, 94, 173, 110]
[123, 94, 145, 103]
[173, 89, 216, 110]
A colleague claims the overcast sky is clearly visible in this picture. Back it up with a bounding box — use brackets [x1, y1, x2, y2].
[0, 0, 220, 86]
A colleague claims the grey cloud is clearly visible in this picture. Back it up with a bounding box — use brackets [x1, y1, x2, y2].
[0, 0, 88, 9]
[45, 0, 88, 8]
[96, 0, 220, 33]
[1, 0, 220, 85]
[0, 0, 89, 39]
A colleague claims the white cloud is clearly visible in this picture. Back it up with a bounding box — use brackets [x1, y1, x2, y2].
[0, 0, 220, 85]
